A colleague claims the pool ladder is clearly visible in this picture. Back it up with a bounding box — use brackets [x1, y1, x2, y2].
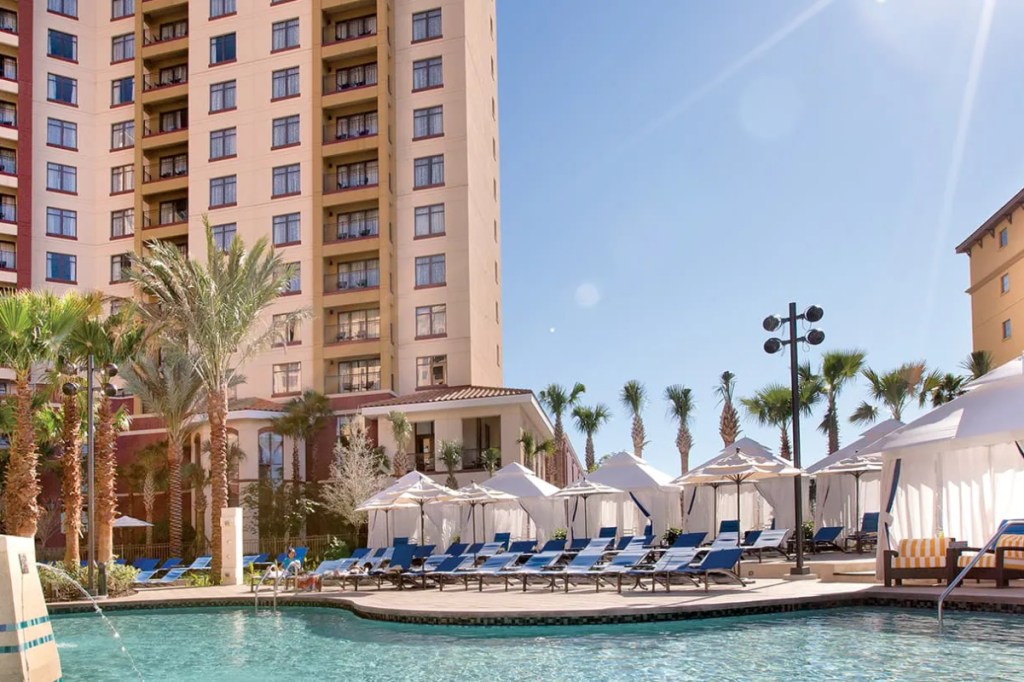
[937, 518, 1024, 628]
[254, 563, 301, 613]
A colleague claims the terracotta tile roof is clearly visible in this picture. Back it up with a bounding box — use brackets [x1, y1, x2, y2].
[362, 385, 534, 409]
[228, 397, 288, 413]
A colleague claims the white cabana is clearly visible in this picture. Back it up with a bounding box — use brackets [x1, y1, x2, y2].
[481, 463, 562, 544]
[585, 451, 682, 538]
[441, 483, 518, 545]
[363, 472, 464, 547]
[553, 479, 622, 538]
[874, 358, 1024, 568]
[808, 420, 902, 534]
[677, 438, 809, 535]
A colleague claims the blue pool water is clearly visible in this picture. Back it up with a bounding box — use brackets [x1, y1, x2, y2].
[51, 606, 1023, 681]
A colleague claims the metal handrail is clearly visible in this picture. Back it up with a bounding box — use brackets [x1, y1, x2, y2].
[938, 518, 1024, 627]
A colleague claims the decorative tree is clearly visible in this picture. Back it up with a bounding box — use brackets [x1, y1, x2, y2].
[321, 419, 390, 534]
[715, 371, 741, 446]
[538, 382, 585, 486]
[572, 404, 611, 472]
[481, 447, 502, 476]
[664, 385, 695, 474]
[620, 381, 647, 458]
[387, 411, 413, 476]
[439, 440, 463, 489]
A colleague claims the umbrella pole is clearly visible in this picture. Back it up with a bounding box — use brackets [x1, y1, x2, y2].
[584, 494, 589, 538]
[420, 502, 425, 548]
[854, 472, 862, 554]
[735, 477, 743, 579]
[482, 503, 487, 544]
[712, 483, 719, 537]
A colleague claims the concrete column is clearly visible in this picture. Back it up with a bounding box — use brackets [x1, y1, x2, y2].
[0, 535, 62, 681]
[220, 507, 244, 586]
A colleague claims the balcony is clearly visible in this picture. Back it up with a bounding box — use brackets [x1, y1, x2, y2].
[414, 449, 495, 475]
[325, 316, 380, 345]
[324, 369, 382, 395]
[141, 114, 188, 150]
[323, 125, 378, 154]
[141, 0, 188, 14]
[322, 69, 377, 109]
[141, 72, 187, 106]
[324, 216, 378, 243]
[0, 247, 14, 270]
[142, 205, 187, 230]
[322, 16, 377, 61]
[0, 154, 13, 175]
[323, 268, 380, 295]
[0, 200, 14, 224]
[141, 158, 188, 194]
[323, 166, 378, 196]
[321, 0, 375, 11]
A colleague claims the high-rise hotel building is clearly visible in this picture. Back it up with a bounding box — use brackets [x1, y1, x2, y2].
[0, 0, 579, 538]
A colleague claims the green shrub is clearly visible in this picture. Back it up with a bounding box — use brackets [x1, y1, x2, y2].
[185, 572, 212, 587]
[324, 536, 351, 560]
[39, 562, 138, 602]
[662, 527, 682, 546]
[552, 527, 567, 540]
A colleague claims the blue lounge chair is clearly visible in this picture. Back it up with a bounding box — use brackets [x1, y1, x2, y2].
[619, 548, 700, 593]
[615, 536, 635, 551]
[845, 512, 879, 552]
[811, 526, 844, 553]
[508, 540, 536, 554]
[465, 542, 484, 555]
[598, 526, 618, 539]
[643, 523, 653, 536]
[544, 550, 606, 592]
[538, 539, 566, 553]
[476, 542, 503, 556]
[460, 552, 521, 591]
[506, 551, 563, 591]
[146, 567, 188, 585]
[710, 532, 740, 549]
[568, 538, 590, 551]
[743, 529, 790, 562]
[579, 549, 651, 592]
[424, 555, 474, 590]
[671, 532, 707, 549]
[393, 537, 410, 546]
[185, 556, 212, 571]
[114, 558, 127, 566]
[444, 542, 468, 556]
[275, 547, 308, 570]
[493, 532, 511, 549]
[132, 558, 160, 572]
[719, 520, 740, 534]
[413, 544, 435, 559]
[347, 546, 415, 591]
[679, 548, 745, 591]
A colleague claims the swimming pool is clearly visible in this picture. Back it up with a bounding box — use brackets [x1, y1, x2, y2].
[52, 606, 1023, 681]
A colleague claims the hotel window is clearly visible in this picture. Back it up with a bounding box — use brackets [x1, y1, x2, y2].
[110, 164, 134, 193]
[335, 111, 377, 140]
[112, 0, 133, 20]
[272, 164, 300, 197]
[336, 359, 381, 393]
[48, 0, 77, 17]
[273, 314, 299, 346]
[210, 33, 236, 65]
[272, 19, 299, 51]
[0, 56, 15, 81]
[111, 208, 134, 238]
[335, 63, 377, 90]
[335, 209, 379, 240]
[46, 119, 76, 149]
[159, 199, 187, 225]
[210, 176, 237, 207]
[1000, 228, 1009, 249]
[46, 252, 76, 283]
[1003, 319, 1012, 340]
[415, 254, 445, 287]
[413, 155, 444, 188]
[1002, 274, 1010, 294]
[112, 33, 134, 62]
[258, 431, 284, 484]
[416, 304, 446, 338]
[158, 153, 187, 179]
[271, 67, 300, 99]
[283, 262, 301, 293]
[111, 77, 134, 106]
[46, 208, 76, 238]
[157, 65, 187, 86]
[0, 242, 13, 270]
[48, 30, 77, 62]
[111, 121, 134, 150]
[0, 103, 14, 127]
[334, 15, 376, 41]
[46, 163, 76, 193]
[412, 9, 442, 42]
[210, 128, 237, 159]
[271, 115, 300, 148]
[413, 106, 443, 139]
[47, 74, 77, 105]
[0, 196, 14, 222]
[158, 20, 187, 42]
[335, 160, 378, 190]
[337, 309, 380, 342]
[412, 57, 442, 90]
[0, 11, 14, 34]
[416, 355, 448, 388]
[160, 108, 187, 133]
[211, 223, 236, 252]
[414, 204, 445, 237]
[210, 81, 236, 112]
[336, 259, 379, 289]
[273, 213, 300, 245]
[110, 254, 131, 283]
[0, 149, 13, 175]
[210, 0, 235, 18]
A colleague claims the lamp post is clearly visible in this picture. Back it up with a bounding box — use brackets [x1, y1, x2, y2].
[62, 356, 118, 595]
[762, 303, 824, 576]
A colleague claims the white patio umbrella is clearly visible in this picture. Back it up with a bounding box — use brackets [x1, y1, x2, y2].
[445, 483, 518, 544]
[112, 515, 152, 528]
[553, 479, 623, 538]
[815, 453, 882, 552]
[483, 463, 561, 542]
[387, 478, 463, 547]
[674, 449, 802, 546]
[354, 494, 418, 545]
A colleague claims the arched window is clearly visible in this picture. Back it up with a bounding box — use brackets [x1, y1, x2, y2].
[258, 431, 284, 485]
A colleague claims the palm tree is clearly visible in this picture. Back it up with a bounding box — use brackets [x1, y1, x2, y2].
[851, 363, 928, 424]
[664, 385, 695, 473]
[715, 371, 741, 446]
[572, 404, 611, 471]
[481, 447, 502, 476]
[538, 382, 585, 486]
[961, 350, 993, 380]
[120, 349, 204, 557]
[0, 291, 90, 537]
[271, 410, 304, 485]
[921, 371, 966, 407]
[812, 350, 866, 454]
[741, 382, 820, 460]
[620, 380, 647, 458]
[279, 390, 332, 483]
[387, 411, 413, 476]
[439, 440, 463, 489]
[129, 222, 300, 581]
[181, 461, 209, 555]
[134, 442, 168, 547]
[57, 385, 84, 567]
[517, 431, 555, 473]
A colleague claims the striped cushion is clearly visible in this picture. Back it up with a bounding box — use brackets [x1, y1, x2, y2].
[958, 534, 1024, 569]
[893, 538, 949, 569]
[893, 555, 945, 569]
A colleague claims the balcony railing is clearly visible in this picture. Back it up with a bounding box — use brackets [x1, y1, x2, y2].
[142, 73, 188, 92]
[323, 124, 377, 145]
[1, 61, 15, 81]
[414, 448, 493, 474]
[323, 270, 379, 293]
[325, 320, 380, 344]
[322, 68, 377, 96]
[143, 115, 188, 138]
[324, 220, 378, 242]
[0, 156, 14, 175]
[322, 17, 377, 45]
[323, 171, 378, 194]
[142, 208, 187, 228]
[143, 159, 188, 183]
[0, 250, 14, 270]
[324, 370, 381, 394]
[0, 110, 15, 128]
[0, 205, 14, 223]
[142, 22, 188, 46]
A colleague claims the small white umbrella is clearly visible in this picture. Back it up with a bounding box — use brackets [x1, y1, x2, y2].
[815, 453, 882, 551]
[387, 478, 462, 547]
[355, 495, 418, 545]
[112, 515, 152, 528]
[444, 483, 518, 545]
[553, 479, 623, 538]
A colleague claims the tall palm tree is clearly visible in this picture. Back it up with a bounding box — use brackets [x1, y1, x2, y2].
[481, 447, 502, 476]
[538, 382, 585, 486]
[439, 440, 463, 489]
[134, 441, 168, 547]
[121, 349, 204, 556]
[129, 223, 300, 581]
[572, 404, 611, 472]
[181, 461, 209, 555]
[278, 390, 332, 484]
[620, 380, 647, 458]
[921, 371, 966, 407]
[741, 381, 820, 460]
[813, 350, 866, 454]
[850, 362, 928, 424]
[961, 350, 993, 380]
[517, 431, 555, 473]
[57, 384, 84, 567]
[0, 291, 90, 537]
[715, 371, 741, 446]
[664, 385, 695, 473]
[387, 410, 413, 476]
[271, 410, 305, 485]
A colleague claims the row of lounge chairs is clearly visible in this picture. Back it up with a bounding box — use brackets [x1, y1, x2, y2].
[129, 556, 211, 585]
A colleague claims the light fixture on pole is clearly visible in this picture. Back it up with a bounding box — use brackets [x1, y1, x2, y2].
[62, 357, 118, 595]
[762, 303, 824, 576]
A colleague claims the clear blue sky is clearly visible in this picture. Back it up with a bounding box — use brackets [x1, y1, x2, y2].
[495, 0, 1024, 475]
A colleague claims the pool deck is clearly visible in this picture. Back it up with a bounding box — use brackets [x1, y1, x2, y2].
[47, 575, 1024, 625]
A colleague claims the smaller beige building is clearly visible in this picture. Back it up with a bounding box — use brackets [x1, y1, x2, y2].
[361, 385, 582, 488]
